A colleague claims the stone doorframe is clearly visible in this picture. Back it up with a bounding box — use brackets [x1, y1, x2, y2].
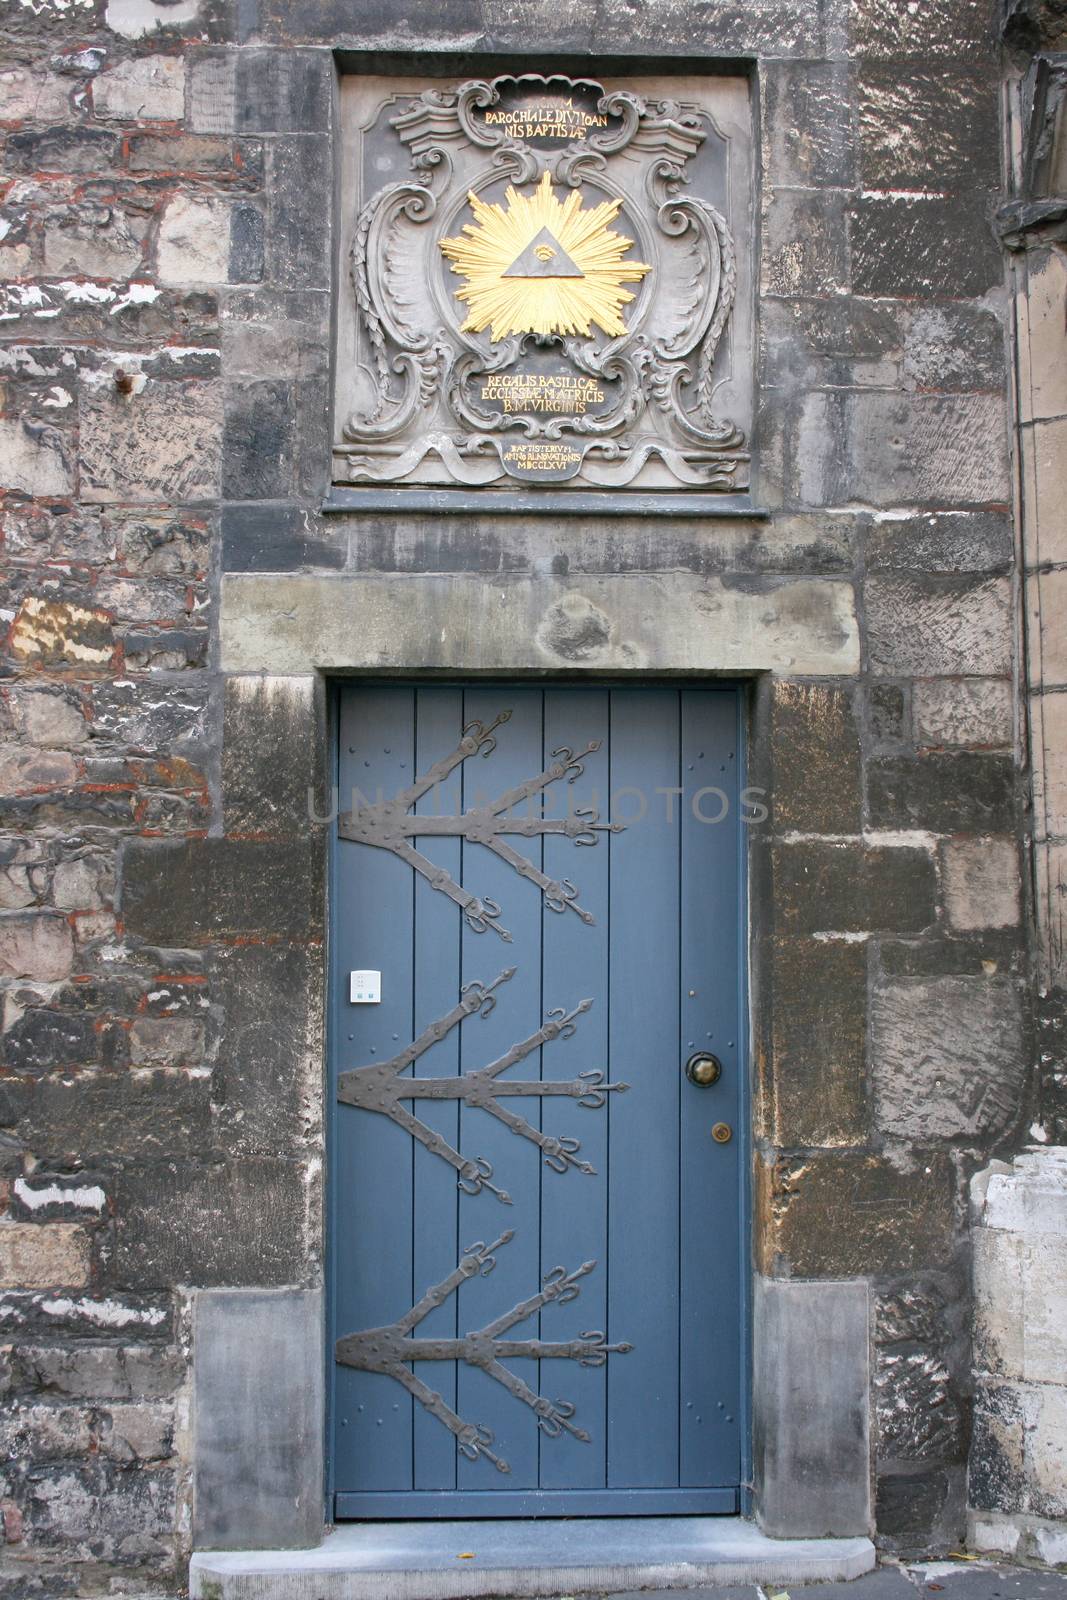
[189, 564, 872, 1550]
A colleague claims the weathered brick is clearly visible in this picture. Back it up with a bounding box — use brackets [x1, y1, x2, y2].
[867, 752, 1015, 833]
[0, 1224, 91, 1290]
[771, 681, 862, 834]
[767, 937, 867, 1145]
[773, 841, 936, 933]
[872, 977, 1025, 1140]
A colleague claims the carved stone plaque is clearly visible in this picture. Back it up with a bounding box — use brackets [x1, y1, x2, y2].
[334, 72, 754, 493]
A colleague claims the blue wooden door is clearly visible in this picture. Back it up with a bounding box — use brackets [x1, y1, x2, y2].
[329, 684, 746, 1517]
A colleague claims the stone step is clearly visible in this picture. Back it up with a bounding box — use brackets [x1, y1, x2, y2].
[189, 1516, 876, 1600]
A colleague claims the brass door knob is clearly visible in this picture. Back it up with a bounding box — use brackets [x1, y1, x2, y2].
[711, 1122, 733, 1144]
[685, 1052, 722, 1087]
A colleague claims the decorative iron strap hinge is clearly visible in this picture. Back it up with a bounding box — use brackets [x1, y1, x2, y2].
[335, 1229, 632, 1473]
[337, 709, 622, 939]
[337, 966, 628, 1203]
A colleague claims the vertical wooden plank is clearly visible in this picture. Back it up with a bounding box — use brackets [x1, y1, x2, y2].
[457, 686, 544, 1491]
[539, 688, 611, 1490]
[412, 686, 465, 1489]
[679, 686, 743, 1486]
[606, 686, 682, 1488]
[332, 685, 416, 1493]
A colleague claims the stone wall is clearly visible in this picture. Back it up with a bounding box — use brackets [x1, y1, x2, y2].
[0, 0, 1037, 1590]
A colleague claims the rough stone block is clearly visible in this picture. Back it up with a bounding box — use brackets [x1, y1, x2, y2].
[2, 1071, 212, 1166]
[941, 838, 1021, 931]
[876, 1349, 962, 1464]
[222, 379, 294, 499]
[1028, 570, 1067, 690]
[871, 976, 1024, 1140]
[1021, 248, 1067, 424]
[128, 1018, 205, 1066]
[867, 751, 1015, 833]
[78, 378, 222, 503]
[0, 746, 78, 794]
[4, 126, 120, 174]
[867, 683, 909, 749]
[1024, 415, 1067, 570]
[92, 54, 185, 120]
[121, 837, 321, 943]
[127, 132, 253, 176]
[771, 681, 862, 833]
[858, 67, 997, 187]
[768, 937, 867, 1145]
[875, 1468, 952, 1543]
[193, 1287, 323, 1548]
[0, 1403, 93, 1463]
[762, 1150, 957, 1275]
[970, 1378, 1067, 1520]
[210, 942, 321, 1157]
[18, 1343, 183, 1401]
[98, 1400, 174, 1462]
[754, 1277, 870, 1537]
[0, 913, 74, 982]
[866, 577, 1011, 676]
[157, 194, 232, 285]
[0, 65, 78, 123]
[10, 1459, 176, 1560]
[773, 841, 936, 933]
[89, 679, 209, 753]
[851, 194, 1001, 297]
[187, 49, 237, 132]
[866, 511, 1012, 575]
[850, 0, 995, 60]
[234, 48, 332, 132]
[0, 417, 74, 498]
[112, 1159, 310, 1287]
[221, 500, 345, 571]
[761, 61, 855, 187]
[8, 595, 113, 672]
[42, 205, 146, 278]
[914, 679, 1013, 749]
[762, 189, 850, 297]
[0, 1223, 90, 1289]
[221, 675, 321, 834]
[267, 136, 332, 289]
[799, 392, 1008, 507]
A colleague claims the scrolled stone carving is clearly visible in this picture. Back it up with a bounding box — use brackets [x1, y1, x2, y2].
[334, 70, 754, 491]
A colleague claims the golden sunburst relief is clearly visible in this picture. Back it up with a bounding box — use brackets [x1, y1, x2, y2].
[439, 171, 652, 342]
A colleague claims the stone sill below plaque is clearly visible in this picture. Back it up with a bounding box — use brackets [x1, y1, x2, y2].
[322, 488, 771, 520]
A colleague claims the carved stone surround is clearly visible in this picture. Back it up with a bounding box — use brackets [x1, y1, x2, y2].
[333, 72, 754, 493]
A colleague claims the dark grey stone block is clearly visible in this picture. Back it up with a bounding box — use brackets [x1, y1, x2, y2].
[235, 48, 333, 131]
[193, 1287, 323, 1548]
[229, 203, 266, 283]
[867, 511, 1013, 574]
[754, 1277, 871, 1537]
[867, 752, 1016, 833]
[851, 195, 1001, 297]
[120, 838, 322, 943]
[858, 67, 999, 188]
[221, 672, 325, 834]
[223, 379, 295, 500]
[112, 1160, 310, 1287]
[268, 136, 332, 290]
[762, 61, 856, 188]
[222, 500, 346, 572]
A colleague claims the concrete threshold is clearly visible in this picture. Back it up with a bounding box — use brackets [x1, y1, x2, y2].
[189, 1516, 877, 1600]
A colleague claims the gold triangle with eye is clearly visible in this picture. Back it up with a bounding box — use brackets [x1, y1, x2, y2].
[503, 225, 584, 279]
